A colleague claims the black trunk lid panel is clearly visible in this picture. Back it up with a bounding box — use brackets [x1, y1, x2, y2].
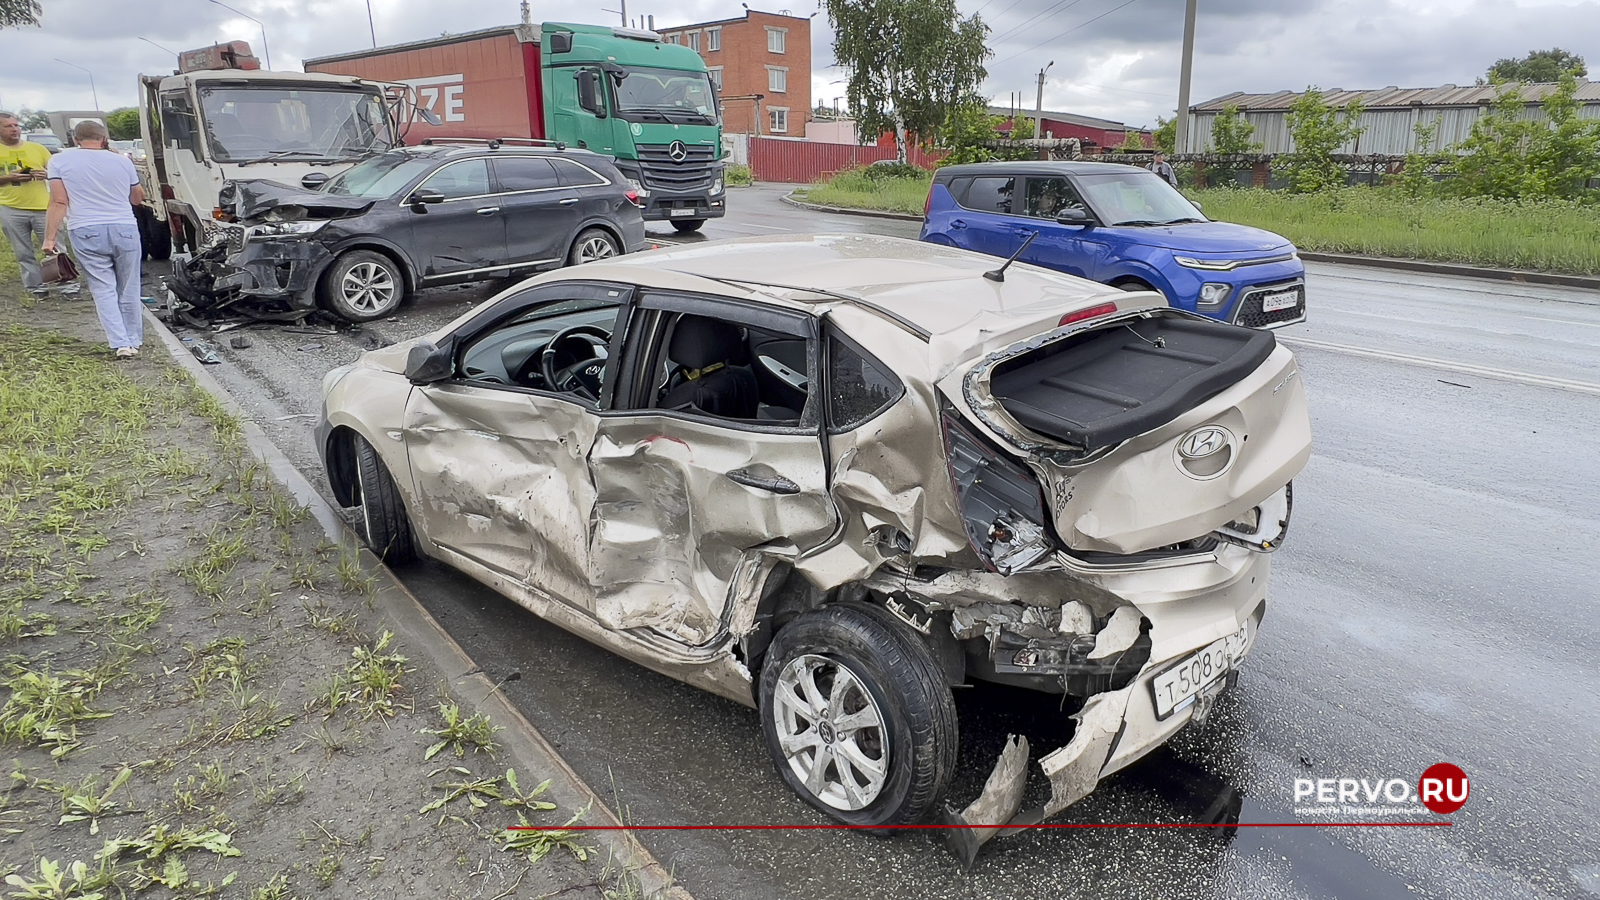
[990, 317, 1275, 452]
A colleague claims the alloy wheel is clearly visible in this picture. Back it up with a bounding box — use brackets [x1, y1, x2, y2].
[340, 261, 397, 313]
[772, 654, 890, 811]
[577, 236, 617, 263]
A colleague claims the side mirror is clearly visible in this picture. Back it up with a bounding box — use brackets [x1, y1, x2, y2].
[1055, 206, 1095, 226]
[577, 71, 606, 118]
[300, 172, 330, 190]
[407, 187, 445, 209]
[405, 340, 454, 384]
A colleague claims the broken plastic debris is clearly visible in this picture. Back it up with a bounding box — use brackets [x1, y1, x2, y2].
[1087, 605, 1142, 660]
[1059, 600, 1095, 636]
[189, 341, 222, 365]
[297, 343, 324, 352]
[942, 734, 1030, 865]
[230, 335, 252, 350]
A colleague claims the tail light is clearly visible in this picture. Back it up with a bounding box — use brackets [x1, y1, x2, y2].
[942, 414, 1055, 575]
[624, 189, 641, 207]
[1059, 302, 1118, 327]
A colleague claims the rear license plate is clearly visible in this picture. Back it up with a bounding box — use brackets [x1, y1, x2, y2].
[1151, 622, 1250, 719]
[1261, 289, 1300, 312]
[669, 208, 695, 217]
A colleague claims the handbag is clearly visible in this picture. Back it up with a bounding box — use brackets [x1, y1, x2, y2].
[41, 251, 79, 285]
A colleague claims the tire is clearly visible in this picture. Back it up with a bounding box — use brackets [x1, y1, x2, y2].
[147, 218, 172, 261]
[670, 218, 705, 233]
[1116, 279, 1163, 300]
[568, 228, 620, 266]
[759, 603, 958, 828]
[352, 433, 417, 564]
[319, 250, 405, 322]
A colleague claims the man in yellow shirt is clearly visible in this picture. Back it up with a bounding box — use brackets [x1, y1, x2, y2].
[1, 111, 76, 297]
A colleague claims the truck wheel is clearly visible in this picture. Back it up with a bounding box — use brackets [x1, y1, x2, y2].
[568, 228, 620, 265]
[146, 218, 172, 261]
[320, 250, 405, 322]
[353, 433, 417, 564]
[671, 219, 705, 233]
[759, 603, 958, 829]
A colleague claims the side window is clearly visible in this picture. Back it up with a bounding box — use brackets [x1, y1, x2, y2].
[551, 158, 609, 187]
[962, 176, 1015, 215]
[1023, 177, 1084, 219]
[827, 334, 903, 433]
[421, 158, 490, 200]
[456, 287, 627, 397]
[160, 93, 198, 159]
[493, 157, 560, 193]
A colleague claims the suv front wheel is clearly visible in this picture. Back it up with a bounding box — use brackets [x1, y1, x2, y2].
[320, 250, 405, 322]
[758, 603, 958, 829]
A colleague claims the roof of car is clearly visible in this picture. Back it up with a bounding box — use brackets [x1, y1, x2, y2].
[601, 234, 1125, 340]
[934, 160, 1151, 178]
[389, 143, 599, 160]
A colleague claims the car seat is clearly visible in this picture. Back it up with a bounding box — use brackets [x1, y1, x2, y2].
[658, 316, 759, 419]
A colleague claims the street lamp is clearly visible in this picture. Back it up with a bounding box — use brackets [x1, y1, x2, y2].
[140, 37, 180, 64]
[54, 59, 99, 110]
[207, 0, 271, 70]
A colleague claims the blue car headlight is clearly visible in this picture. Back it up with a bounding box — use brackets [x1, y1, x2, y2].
[1198, 283, 1232, 308]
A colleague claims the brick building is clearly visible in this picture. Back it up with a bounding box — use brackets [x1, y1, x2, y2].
[658, 10, 811, 136]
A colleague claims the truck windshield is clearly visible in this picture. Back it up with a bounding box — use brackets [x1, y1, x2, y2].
[613, 67, 717, 123]
[323, 154, 435, 199]
[198, 85, 394, 164]
[1074, 170, 1208, 226]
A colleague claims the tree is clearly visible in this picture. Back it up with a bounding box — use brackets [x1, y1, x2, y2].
[825, 0, 990, 163]
[1118, 130, 1147, 152]
[1486, 48, 1586, 84]
[938, 98, 1000, 165]
[1152, 116, 1177, 155]
[1279, 88, 1364, 193]
[1208, 103, 1259, 154]
[18, 107, 48, 130]
[1, 0, 41, 27]
[1452, 73, 1600, 199]
[105, 108, 140, 141]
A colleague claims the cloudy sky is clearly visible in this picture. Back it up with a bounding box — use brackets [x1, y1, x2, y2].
[1, 0, 1595, 128]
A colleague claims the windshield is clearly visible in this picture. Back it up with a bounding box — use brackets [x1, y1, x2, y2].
[198, 85, 394, 164]
[323, 153, 435, 199]
[613, 67, 716, 122]
[1076, 170, 1207, 226]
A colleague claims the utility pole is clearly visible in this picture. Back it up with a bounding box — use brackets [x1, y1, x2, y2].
[1174, 0, 1198, 154]
[1035, 60, 1054, 130]
[619, 0, 628, 26]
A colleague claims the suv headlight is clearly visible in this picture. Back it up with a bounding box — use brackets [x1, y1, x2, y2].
[1198, 283, 1232, 308]
[245, 220, 328, 241]
[711, 177, 724, 195]
[1174, 255, 1239, 271]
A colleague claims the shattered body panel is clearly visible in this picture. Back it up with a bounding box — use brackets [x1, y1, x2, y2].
[218, 179, 375, 221]
[317, 236, 1312, 844]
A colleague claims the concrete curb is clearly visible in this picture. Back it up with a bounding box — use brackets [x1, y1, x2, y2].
[780, 191, 1600, 290]
[142, 307, 693, 900]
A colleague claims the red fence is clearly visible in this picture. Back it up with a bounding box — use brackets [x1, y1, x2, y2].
[748, 136, 947, 183]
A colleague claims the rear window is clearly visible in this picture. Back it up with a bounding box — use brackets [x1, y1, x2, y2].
[827, 334, 903, 433]
[553, 158, 609, 187]
[494, 156, 561, 192]
[961, 176, 1015, 215]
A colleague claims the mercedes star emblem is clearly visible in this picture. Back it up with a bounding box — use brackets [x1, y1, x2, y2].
[668, 140, 688, 162]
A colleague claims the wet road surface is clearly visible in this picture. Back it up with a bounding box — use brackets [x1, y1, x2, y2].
[159, 183, 1600, 899]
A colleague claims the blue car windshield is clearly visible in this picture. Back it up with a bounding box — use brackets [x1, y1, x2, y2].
[1076, 170, 1207, 226]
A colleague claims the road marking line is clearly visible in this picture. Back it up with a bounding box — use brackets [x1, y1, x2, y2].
[738, 223, 789, 230]
[1523, 315, 1600, 329]
[1279, 336, 1600, 396]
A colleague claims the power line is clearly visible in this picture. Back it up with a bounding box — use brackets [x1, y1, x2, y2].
[994, 0, 1144, 65]
[990, 0, 1090, 45]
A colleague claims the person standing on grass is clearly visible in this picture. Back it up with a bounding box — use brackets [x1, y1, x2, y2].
[1, 111, 78, 299]
[41, 120, 145, 358]
[1148, 152, 1179, 189]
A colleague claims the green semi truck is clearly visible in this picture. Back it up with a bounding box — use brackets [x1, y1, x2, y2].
[305, 20, 726, 232]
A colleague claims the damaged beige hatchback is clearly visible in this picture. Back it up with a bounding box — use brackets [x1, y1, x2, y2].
[316, 234, 1311, 845]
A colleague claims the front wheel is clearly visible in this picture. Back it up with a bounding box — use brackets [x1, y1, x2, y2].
[320, 250, 405, 322]
[670, 218, 705, 233]
[759, 603, 957, 828]
[569, 228, 620, 266]
[352, 433, 416, 564]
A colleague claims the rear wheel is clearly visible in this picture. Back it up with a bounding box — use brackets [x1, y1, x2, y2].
[670, 218, 705, 233]
[352, 433, 416, 564]
[759, 603, 957, 828]
[569, 228, 620, 266]
[320, 250, 405, 322]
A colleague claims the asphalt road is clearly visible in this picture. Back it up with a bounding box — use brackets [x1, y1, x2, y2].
[161, 183, 1600, 900]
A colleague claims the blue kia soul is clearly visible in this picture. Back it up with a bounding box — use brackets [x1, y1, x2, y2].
[920, 161, 1307, 328]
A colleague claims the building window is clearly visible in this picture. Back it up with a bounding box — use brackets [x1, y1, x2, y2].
[769, 107, 788, 133]
[665, 33, 679, 44]
[767, 26, 786, 54]
[687, 30, 700, 51]
[708, 67, 723, 90]
[767, 66, 787, 93]
[707, 27, 720, 51]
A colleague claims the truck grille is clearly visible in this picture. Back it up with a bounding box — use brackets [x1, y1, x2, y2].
[637, 143, 717, 191]
[222, 225, 246, 256]
[1232, 280, 1306, 329]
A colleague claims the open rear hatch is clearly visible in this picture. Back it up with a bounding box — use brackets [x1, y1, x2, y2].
[949, 310, 1312, 557]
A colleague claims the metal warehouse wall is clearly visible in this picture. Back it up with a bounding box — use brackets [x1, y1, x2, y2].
[1186, 100, 1600, 155]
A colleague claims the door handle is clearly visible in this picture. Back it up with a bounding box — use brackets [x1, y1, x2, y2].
[951, 219, 967, 229]
[559, 197, 580, 206]
[727, 468, 801, 495]
[475, 207, 499, 215]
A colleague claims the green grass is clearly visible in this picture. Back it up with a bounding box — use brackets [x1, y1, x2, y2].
[725, 163, 753, 187]
[1190, 187, 1600, 275]
[797, 169, 931, 216]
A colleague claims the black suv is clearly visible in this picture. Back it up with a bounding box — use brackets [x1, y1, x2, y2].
[182, 141, 646, 322]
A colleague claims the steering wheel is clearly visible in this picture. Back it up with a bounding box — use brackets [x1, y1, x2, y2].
[539, 324, 612, 400]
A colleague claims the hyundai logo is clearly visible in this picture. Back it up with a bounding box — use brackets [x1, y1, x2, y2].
[1175, 425, 1235, 479]
[667, 140, 688, 162]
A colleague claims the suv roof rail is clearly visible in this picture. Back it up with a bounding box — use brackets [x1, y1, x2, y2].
[418, 137, 568, 151]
